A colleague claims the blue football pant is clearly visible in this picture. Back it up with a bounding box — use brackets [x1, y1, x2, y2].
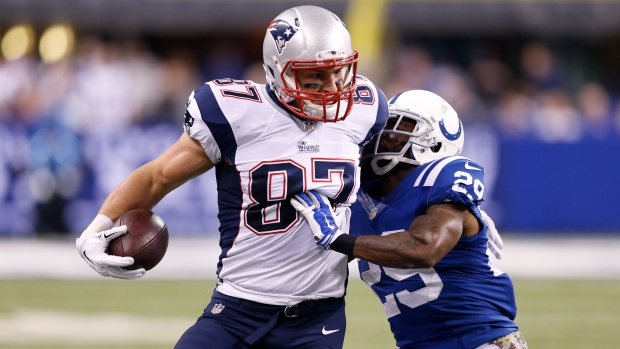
[174, 291, 346, 349]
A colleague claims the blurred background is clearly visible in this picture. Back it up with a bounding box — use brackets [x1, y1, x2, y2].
[1, 0, 620, 236]
[1, 0, 620, 237]
[1, 1, 620, 348]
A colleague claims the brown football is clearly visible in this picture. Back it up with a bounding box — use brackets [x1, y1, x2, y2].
[107, 209, 169, 271]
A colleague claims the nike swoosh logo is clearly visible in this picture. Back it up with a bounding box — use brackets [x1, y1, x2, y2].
[103, 232, 115, 239]
[82, 251, 96, 266]
[322, 326, 340, 335]
[464, 161, 482, 171]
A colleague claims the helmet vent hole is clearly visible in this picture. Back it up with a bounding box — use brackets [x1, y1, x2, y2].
[431, 143, 442, 153]
[268, 66, 275, 78]
[295, 18, 300, 26]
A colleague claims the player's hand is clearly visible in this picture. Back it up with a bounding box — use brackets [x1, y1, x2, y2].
[290, 190, 344, 250]
[481, 209, 503, 260]
[76, 219, 146, 280]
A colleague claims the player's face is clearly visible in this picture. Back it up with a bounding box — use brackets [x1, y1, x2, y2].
[296, 67, 346, 104]
[376, 117, 415, 153]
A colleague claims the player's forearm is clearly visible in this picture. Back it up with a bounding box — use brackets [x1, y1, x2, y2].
[329, 233, 438, 269]
[355, 235, 435, 269]
[340, 207, 463, 268]
[99, 163, 172, 221]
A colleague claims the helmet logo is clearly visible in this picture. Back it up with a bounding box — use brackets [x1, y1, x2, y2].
[439, 118, 462, 141]
[267, 19, 298, 54]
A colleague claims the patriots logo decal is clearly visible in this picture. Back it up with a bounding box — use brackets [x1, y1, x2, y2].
[183, 110, 194, 134]
[267, 19, 298, 54]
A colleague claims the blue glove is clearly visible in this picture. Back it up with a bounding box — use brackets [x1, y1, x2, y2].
[290, 190, 343, 250]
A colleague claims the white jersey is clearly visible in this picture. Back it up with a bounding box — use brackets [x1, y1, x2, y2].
[184, 77, 388, 305]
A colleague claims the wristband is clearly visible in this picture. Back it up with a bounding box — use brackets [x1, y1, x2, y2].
[86, 214, 113, 233]
[329, 234, 358, 256]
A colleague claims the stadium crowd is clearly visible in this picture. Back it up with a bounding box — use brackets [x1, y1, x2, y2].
[0, 34, 619, 235]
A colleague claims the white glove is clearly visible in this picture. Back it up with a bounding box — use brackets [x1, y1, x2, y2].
[76, 214, 146, 280]
[481, 209, 503, 260]
[290, 190, 344, 250]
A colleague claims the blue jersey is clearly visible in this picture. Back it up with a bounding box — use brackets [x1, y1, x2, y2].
[352, 156, 518, 349]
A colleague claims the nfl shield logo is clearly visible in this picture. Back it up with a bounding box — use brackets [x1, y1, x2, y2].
[369, 207, 378, 220]
[304, 120, 315, 132]
[211, 303, 225, 314]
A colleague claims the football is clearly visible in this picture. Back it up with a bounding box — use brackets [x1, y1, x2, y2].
[107, 209, 169, 271]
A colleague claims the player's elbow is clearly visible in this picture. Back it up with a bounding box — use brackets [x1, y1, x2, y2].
[394, 255, 436, 269]
[412, 255, 439, 269]
[406, 230, 452, 268]
[387, 249, 436, 269]
[403, 245, 442, 269]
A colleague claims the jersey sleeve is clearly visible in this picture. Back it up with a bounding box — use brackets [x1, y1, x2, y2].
[359, 76, 389, 147]
[183, 83, 223, 164]
[426, 157, 486, 210]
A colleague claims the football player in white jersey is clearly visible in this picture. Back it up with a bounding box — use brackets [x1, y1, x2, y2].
[76, 5, 388, 349]
[292, 90, 527, 349]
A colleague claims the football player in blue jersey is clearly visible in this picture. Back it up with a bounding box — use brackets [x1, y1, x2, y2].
[75, 5, 389, 349]
[292, 90, 527, 349]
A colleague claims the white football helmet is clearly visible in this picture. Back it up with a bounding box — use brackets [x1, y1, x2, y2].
[363, 90, 464, 175]
[262, 6, 358, 122]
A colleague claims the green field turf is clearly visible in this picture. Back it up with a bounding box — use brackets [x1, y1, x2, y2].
[1, 279, 620, 348]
